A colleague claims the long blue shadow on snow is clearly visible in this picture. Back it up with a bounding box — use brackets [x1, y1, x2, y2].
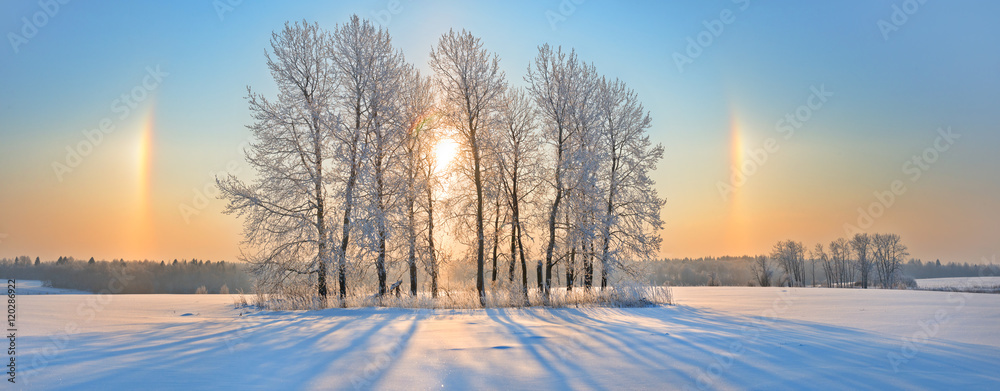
[22, 304, 1000, 390]
[23, 308, 421, 390]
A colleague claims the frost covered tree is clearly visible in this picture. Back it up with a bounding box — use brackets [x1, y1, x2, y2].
[594, 77, 664, 290]
[527, 45, 664, 295]
[750, 255, 772, 287]
[828, 237, 853, 288]
[770, 240, 806, 286]
[812, 243, 830, 287]
[527, 45, 597, 295]
[851, 233, 873, 289]
[487, 166, 506, 285]
[417, 118, 445, 298]
[218, 16, 673, 307]
[562, 111, 602, 292]
[399, 66, 436, 296]
[331, 15, 411, 298]
[218, 20, 339, 299]
[356, 44, 406, 298]
[495, 87, 540, 294]
[873, 233, 908, 289]
[328, 16, 375, 300]
[429, 29, 506, 306]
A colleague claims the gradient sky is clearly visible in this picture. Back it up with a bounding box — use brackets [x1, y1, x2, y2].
[1, 1, 998, 264]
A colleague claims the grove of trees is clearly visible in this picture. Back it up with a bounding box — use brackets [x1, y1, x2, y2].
[748, 233, 911, 289]
[217, 17, 666, 307]
[645, 255, 1000, 287]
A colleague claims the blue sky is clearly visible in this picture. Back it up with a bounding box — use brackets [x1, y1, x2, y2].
[1, 0, 998, 263]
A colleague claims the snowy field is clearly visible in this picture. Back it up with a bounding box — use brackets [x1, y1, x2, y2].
[15, 283, 1000, 390]
[15, 279, 89, 295]
[915, 276, 1000, 289]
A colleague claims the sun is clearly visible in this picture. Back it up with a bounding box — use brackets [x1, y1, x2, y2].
[434, 136, 459, 174]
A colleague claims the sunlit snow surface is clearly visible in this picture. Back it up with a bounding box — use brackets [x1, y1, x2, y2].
[915, 276, 1000, 289]
[16, 284, 1000, 390]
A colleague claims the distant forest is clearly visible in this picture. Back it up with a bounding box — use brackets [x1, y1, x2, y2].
[2, 255, 994, 292]
[0, 256, 251, 294]
[646, 256, 1000, 287]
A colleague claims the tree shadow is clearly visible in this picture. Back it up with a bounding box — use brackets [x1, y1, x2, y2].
[539, 305, 1000, 389]
[24, 308, 422, 390]
[22, 304, 1000, 390]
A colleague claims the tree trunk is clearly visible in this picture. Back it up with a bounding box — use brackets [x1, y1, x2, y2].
[566, 246, 576, 291]
[491, 195, 500, 283]
[544, 260, 555, 298]
[544, 132, 565, 299]
[377, 229, 387, 296]
[584, 240, 594, 289]
[316, 196, 327, 298]
[536, 261, 543, 291]
[510, 176, 528, 296]
[426, 180, 438, 298]
[408, 196, 417, 296]
[312, 109, 328, 300]
[600, 225, 611, 291]
[472, 128, 485, 307]
[517, 221, 528, 296]
[376, 131, 387, 297]
[318, 239, 328, 298]
[509, 202, 517, 283]
[338, 106, 363, 303]
[600, 152, 619, 291]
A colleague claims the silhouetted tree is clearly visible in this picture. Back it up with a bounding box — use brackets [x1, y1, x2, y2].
[750, 255, 772, 287]
[851, 233, 873, 289]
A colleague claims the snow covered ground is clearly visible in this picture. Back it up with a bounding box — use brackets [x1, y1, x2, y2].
[915, 276, 1000, 289]
[15, 280, 88, 295]
[15, 283, 1000, 390]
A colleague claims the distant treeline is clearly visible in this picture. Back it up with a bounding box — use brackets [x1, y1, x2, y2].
[0, 256, 252, 294]
[4, 255, 994, 292]
[902, 259, 1000, 280]
[646, 256, 1000, 287]
[646, 256, 757, 286]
